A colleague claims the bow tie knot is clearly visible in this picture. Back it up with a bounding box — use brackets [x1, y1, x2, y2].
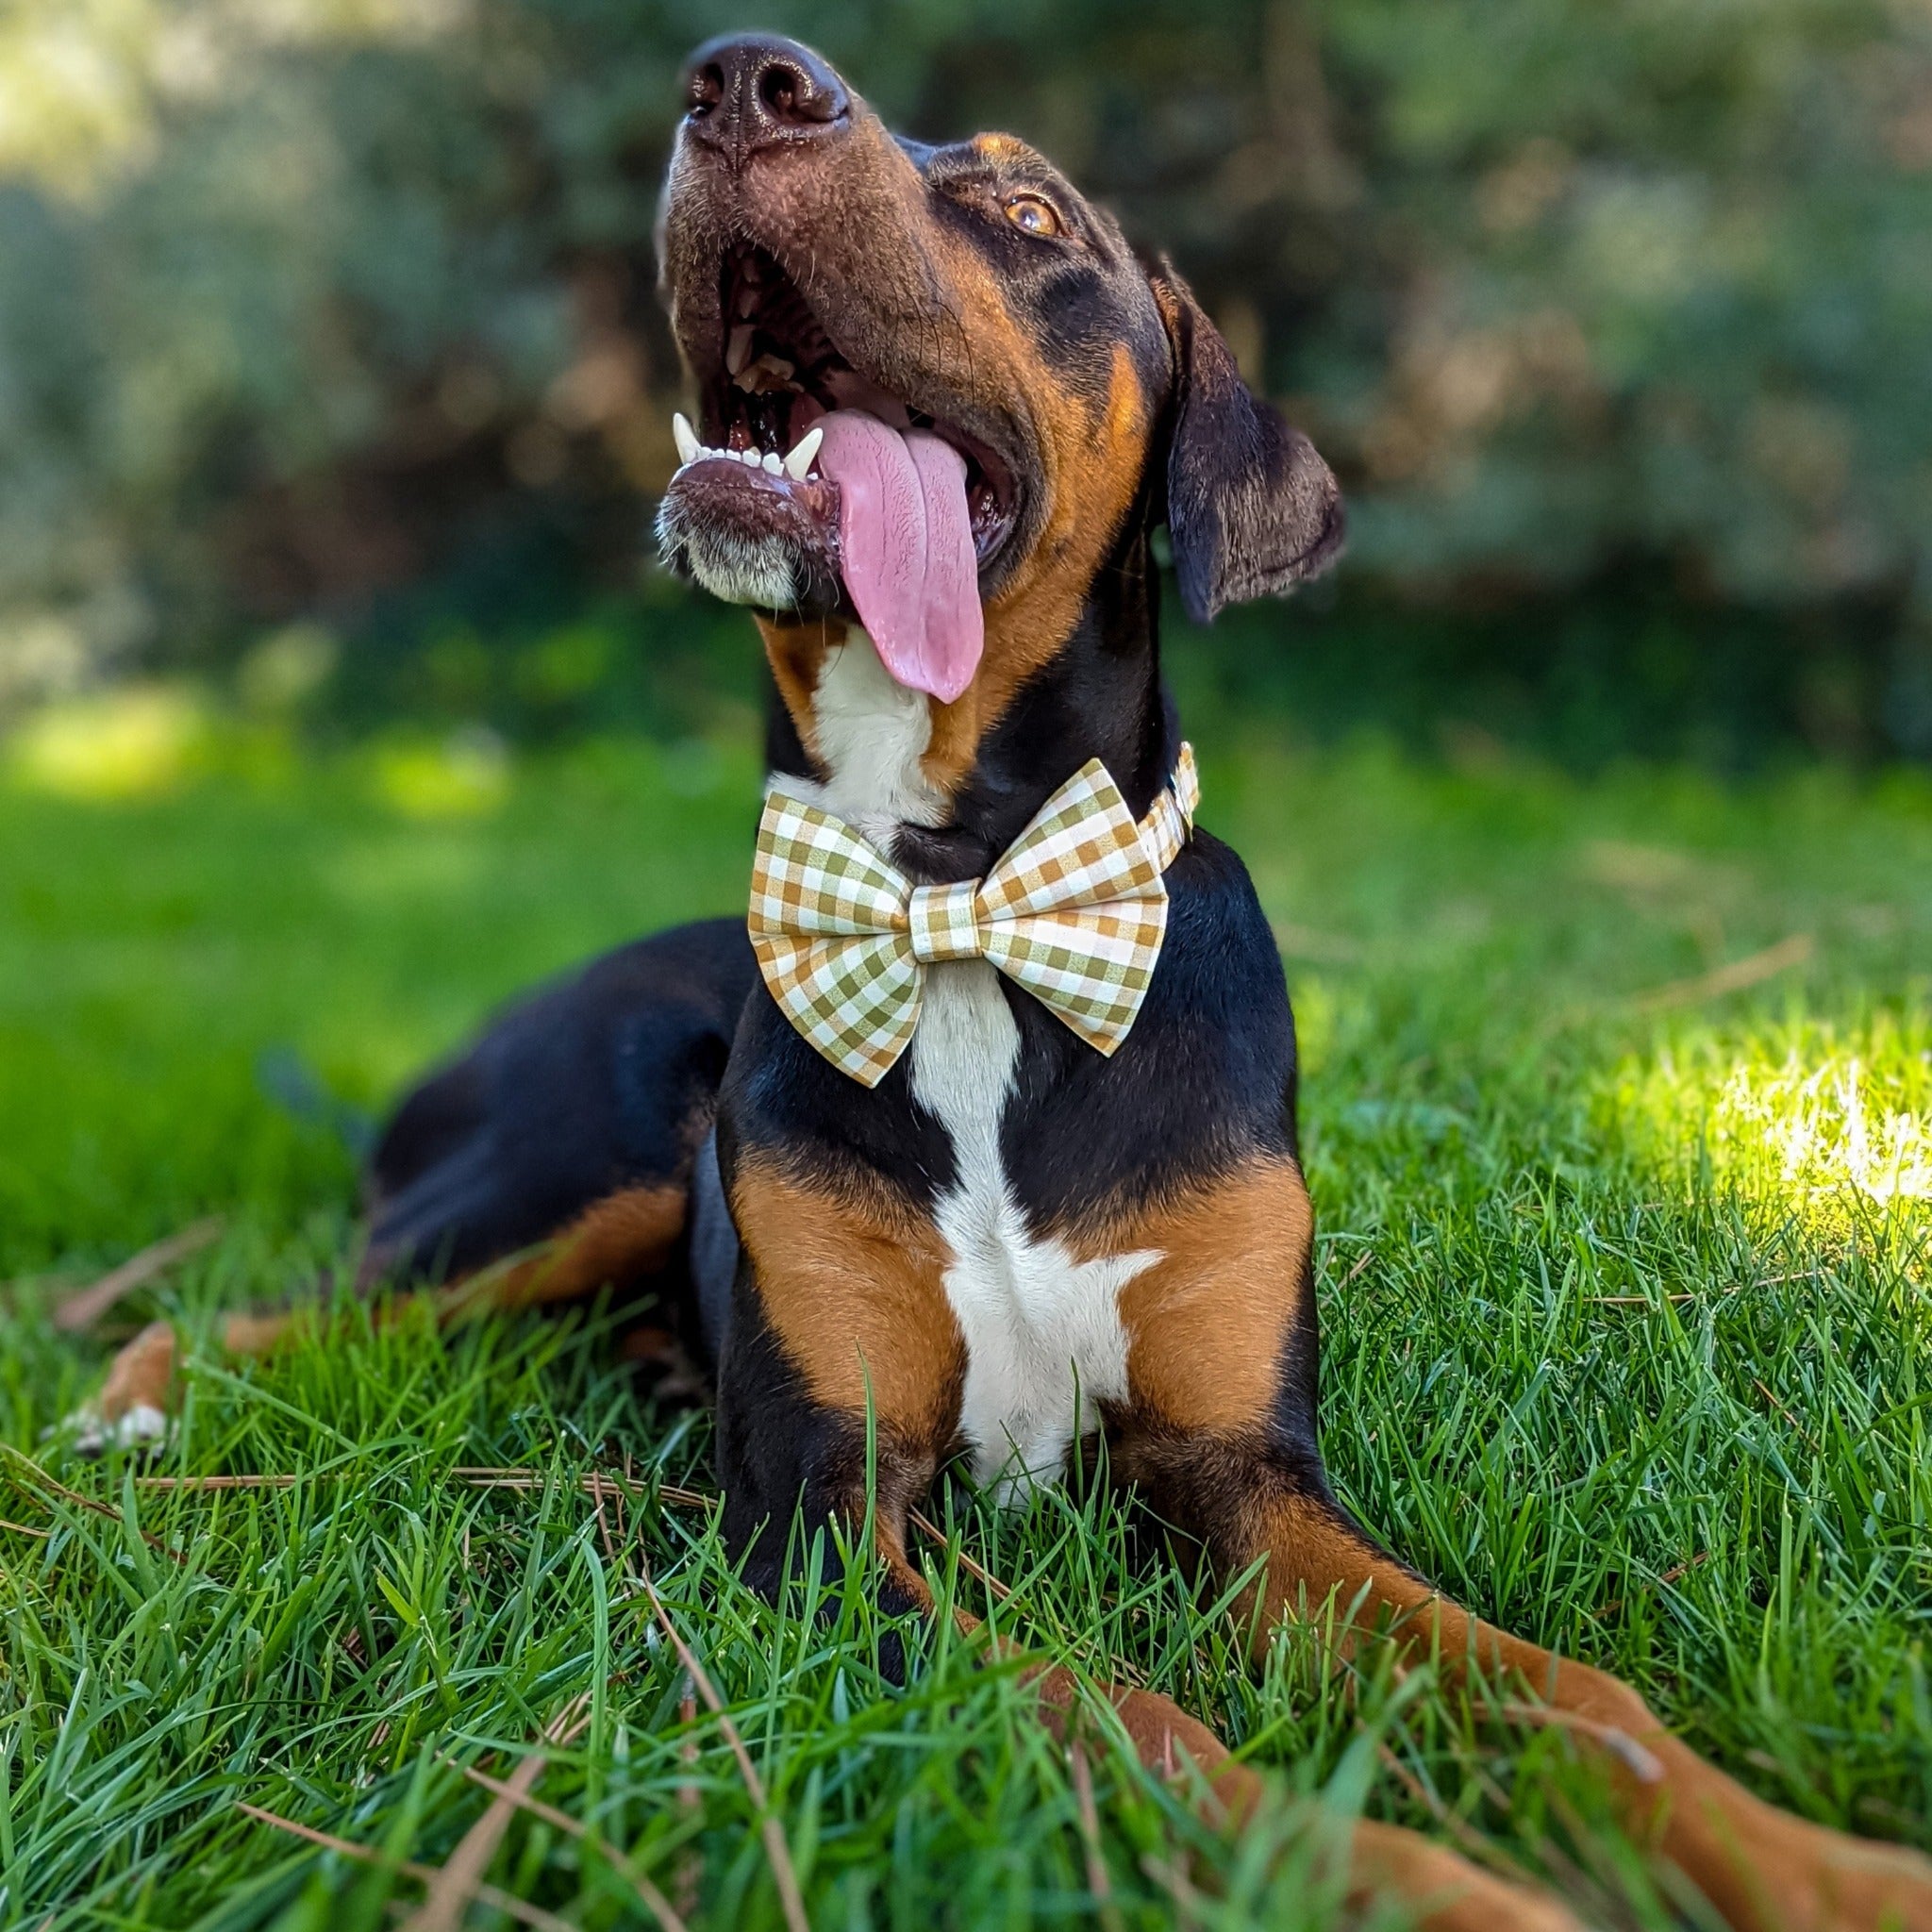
[749, 746, 1198, 1086]
[908, 880, 988, 965]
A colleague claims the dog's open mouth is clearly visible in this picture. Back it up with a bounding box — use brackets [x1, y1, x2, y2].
[658, 243, 1020, 702]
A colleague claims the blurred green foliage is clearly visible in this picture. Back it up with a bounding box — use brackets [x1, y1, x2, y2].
[3, 0, 1931, 754]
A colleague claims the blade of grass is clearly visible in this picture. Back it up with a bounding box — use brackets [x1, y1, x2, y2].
[638, 1572, 809, 1932]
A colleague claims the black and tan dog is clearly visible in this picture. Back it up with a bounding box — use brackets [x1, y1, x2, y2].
[82, 35, 1932, 1932]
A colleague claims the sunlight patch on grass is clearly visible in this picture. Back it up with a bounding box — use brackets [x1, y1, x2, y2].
[1712, 1052, 1932, 1208]
[5, 685, 211, 799]
[1607, 1012, 1932, 1235]
[367, 727, 511, 820]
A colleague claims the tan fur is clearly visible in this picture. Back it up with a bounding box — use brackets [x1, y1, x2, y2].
[92, 1319, 178, 1424]
[924, 344, 1150, 791]
[85, 1183, 688, 1428]
[754, 613, 842, 756]
[478, 1183, 687, 1310]
[1014, 1646, 1578, 1932]
[1226, 1491, 1932, 1932]
[728, 1154, 965, 1447]
[1077, 1156, 1313, 1432]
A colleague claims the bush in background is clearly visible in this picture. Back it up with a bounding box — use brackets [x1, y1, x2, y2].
[3, 0, 1930, 757]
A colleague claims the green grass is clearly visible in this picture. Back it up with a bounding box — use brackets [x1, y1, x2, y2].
[3, 710, 1930, 1930]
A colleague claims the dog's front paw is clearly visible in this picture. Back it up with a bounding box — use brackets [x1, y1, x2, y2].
[1672, 1774, 1932, 1932]
[1791, 1823, 1932, 1932]
[63, 1318, 179, 1460]
[65, 1398, 174, 1460]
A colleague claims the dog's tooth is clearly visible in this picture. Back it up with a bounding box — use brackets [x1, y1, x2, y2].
[736, 286, 759, 319]
[741, 446, 763, 467]
[726, 325, 754, 375]
[762, 450, 783, 475]
[672, 412, 699, 466]
[782, 425, 824, 480]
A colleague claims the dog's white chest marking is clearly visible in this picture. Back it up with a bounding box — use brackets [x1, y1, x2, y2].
[795, 636, 1160, 1496]
[795, 634, 947, 838]
[909, 972, 1159, 1495]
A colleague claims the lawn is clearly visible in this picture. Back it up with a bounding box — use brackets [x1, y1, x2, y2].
[3, 700, 1930, 1930]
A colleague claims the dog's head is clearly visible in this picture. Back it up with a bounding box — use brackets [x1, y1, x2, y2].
[656, 35, 1342, 767]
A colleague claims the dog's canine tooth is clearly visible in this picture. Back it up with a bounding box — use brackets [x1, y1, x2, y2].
[726, 325, 755, 375]
[672, 412, 700, 466]
[783, 425, 824, 480]
[736, 286, 759, 319]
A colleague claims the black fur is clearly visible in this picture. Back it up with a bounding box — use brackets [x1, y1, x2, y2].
[364, 919, 755, 1297]
[1154, 259, 1346, 624]
[366, 32, 1344, 1585]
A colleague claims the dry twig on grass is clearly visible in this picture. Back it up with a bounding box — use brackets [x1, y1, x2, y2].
[399, 1692, 594, 1932]
[1, 1443, 186, 1563]
[1625, 933, 1813, 1014]
[453, 1759, 691, 1932]
[236, 1801, 573, 1932]
[53, 1218, 224, 1332]
[637, 1571, 810, 1932]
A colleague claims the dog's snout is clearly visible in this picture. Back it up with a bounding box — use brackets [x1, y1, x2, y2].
[683, 34, 851, 165]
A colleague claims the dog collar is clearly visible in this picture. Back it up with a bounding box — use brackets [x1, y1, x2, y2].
[748, 745, 1199, 1087]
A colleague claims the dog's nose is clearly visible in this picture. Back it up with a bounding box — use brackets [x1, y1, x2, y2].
[682, 34, 851, 165]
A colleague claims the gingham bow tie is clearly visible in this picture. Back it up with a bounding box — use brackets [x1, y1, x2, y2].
[749, 746, 1198, 1087]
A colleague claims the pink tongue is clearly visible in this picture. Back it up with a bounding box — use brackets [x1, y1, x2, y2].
[814, 408, 983, 703]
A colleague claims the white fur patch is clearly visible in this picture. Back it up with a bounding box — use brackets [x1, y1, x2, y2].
[67, 1400, 171, 1458]
[660, 511, 799, 609]
[910, 966, 1158, 1497]
[774, 633, 945, 842]
[798, 633, 1160, 1497]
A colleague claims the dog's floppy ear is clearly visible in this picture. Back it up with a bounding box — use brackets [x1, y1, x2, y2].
[1151, 258, 1344, 623]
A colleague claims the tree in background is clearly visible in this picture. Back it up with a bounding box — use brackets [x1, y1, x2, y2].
[2, 0, 1929, 752]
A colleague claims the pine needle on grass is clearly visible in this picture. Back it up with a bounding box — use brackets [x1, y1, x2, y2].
[400, 1693, 593, 1932]
[235, 1801, 573, 1932]
[638, 1572, 810, 1932]
[51, 1217, 225, 1332]
[452, 1759, 691, 1932]
[0, 1442, 186, 1563]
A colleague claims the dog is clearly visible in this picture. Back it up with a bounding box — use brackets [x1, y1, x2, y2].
[78, 35, 1932, 1932]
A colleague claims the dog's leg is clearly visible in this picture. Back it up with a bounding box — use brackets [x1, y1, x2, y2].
[1209, 1484, 1932, 1932]
[68, 1191, 691, 1455]
[724, 1154, 1574, 1932]
[717, 1155, 961, 1624]
[69, 1308, 298, 1454]
[1107, 1158, 1932, 1932]
[1017, 1653, 1581, 1932]
[70, 1320, 180, 1453]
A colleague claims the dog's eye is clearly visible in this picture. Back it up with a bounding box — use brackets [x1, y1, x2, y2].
[1003, 193, 1062, 239]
